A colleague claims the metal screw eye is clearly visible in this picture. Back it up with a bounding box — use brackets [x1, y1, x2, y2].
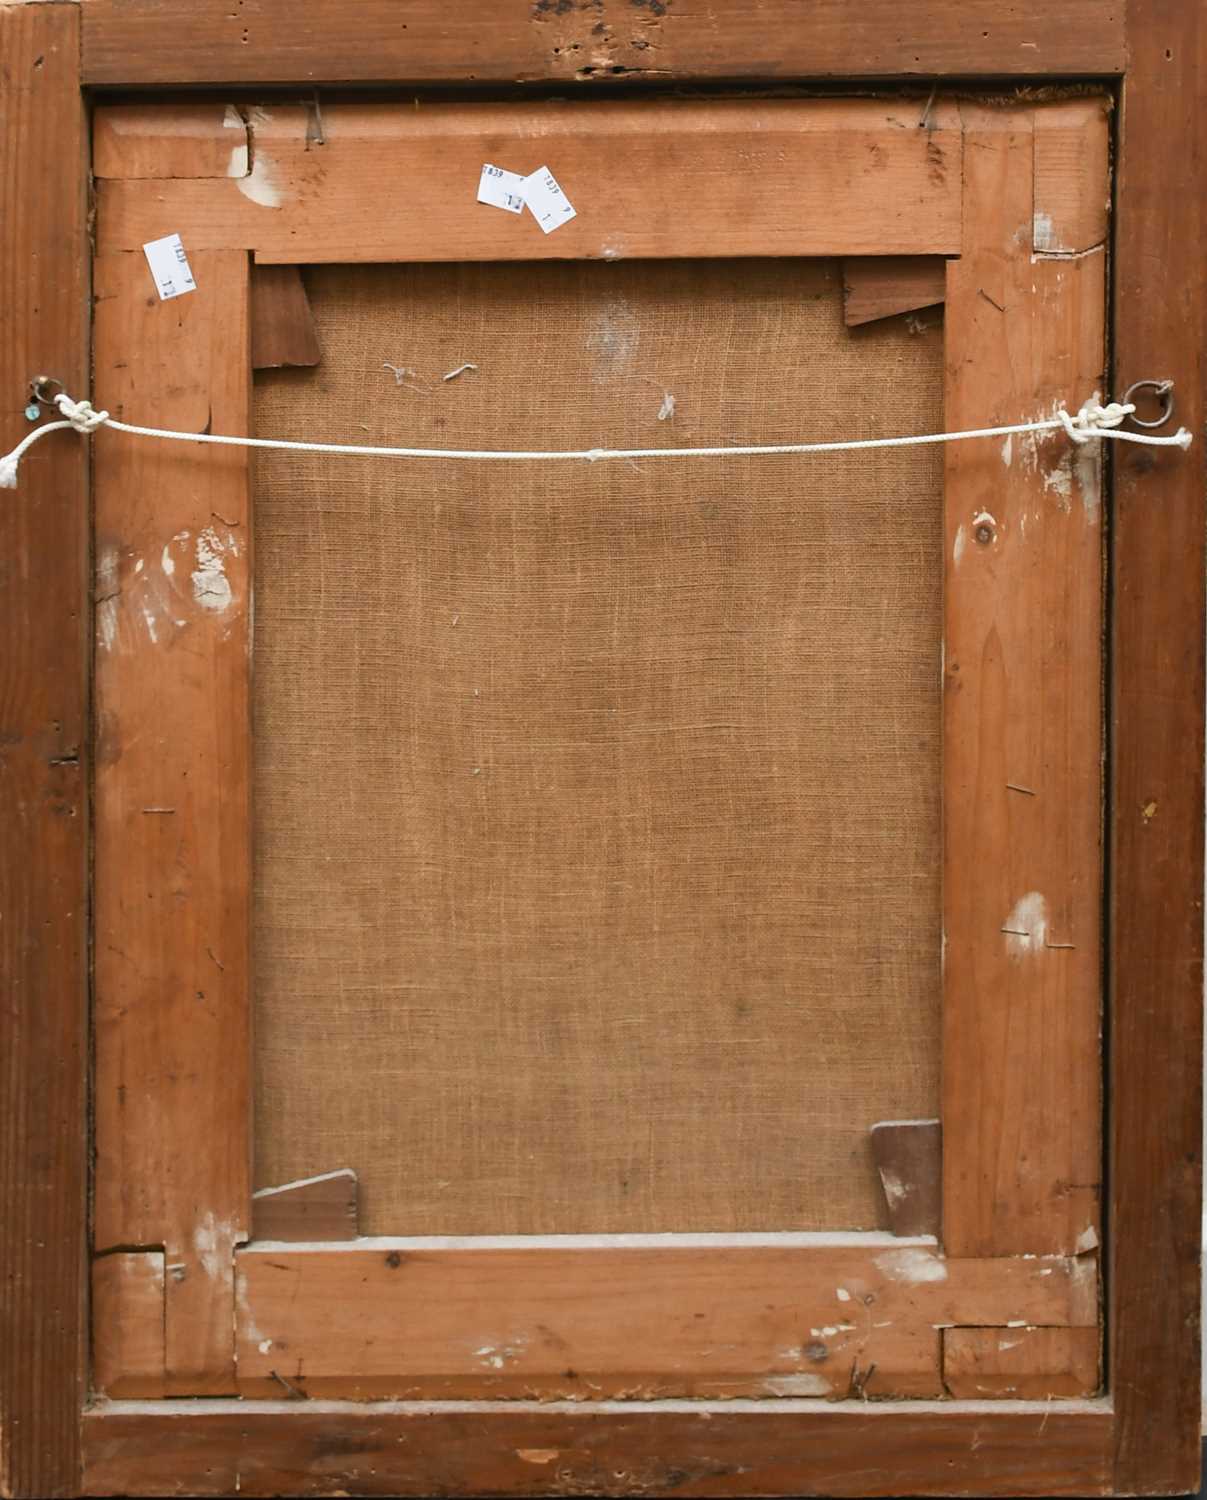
[29, 375, 65, 408]
[1121, 378, 1176, 429]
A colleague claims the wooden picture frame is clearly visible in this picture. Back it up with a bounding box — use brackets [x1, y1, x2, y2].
[0, 5, 1202, 1497]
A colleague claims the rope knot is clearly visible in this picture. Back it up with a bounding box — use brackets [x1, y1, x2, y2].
[54, 394, 110, 433]
[1058, 400, 1135, 445]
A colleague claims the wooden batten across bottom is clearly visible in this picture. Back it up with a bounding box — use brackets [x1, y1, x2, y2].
[234, 1238, 1095, 1400]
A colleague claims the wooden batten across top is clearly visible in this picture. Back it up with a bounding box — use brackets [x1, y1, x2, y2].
[93, 99, 964, 264]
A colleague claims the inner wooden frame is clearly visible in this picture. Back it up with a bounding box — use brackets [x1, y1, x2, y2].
[88, 94, 1108, 1411]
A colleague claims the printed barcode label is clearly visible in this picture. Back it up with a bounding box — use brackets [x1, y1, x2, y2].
[143, 233, 197, 301]
[477, 163, 526, 214]
[521, 166, 576, 234]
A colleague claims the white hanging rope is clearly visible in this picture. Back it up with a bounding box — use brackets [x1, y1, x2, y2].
[0, 392, 1193, 491]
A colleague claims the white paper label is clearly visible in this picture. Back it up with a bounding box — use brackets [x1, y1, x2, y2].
[521, 166, 576, 234]
[143, 233, 197, 300]
[477, 163, 526, 214]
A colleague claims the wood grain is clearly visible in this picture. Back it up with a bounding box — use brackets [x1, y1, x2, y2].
[251, 265, 321, 370]
[81, 1399, 1114, 1498]
[92, 1253, 166, 1398]
[943, 1327, 1099, 1399]
[869, 1120, 942, 1236]
[1109, 0, 1206, 1489]
[79, 0, 1127, 87]
[92, 248, 252, 1396]
[842, 258, 946, 327]
[941, 102, 1106, 1259]
[234, 1241, 1094, 1400]
[94, 99, 964, 263]
[93, 102, 248, 180]
[1032, 101, 1111, 255]
[251, 1169, 358, 1241]
[0, 7, 89, 1497]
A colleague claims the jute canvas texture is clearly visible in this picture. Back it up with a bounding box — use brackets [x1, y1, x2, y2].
[252, 259, 943, 1233]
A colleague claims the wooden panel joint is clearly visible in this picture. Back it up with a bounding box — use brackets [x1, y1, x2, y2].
[843, 257, 947, 327]
[94, 102, 249, 180]
[943, 1325, 1100, 1399]
[251, 264, 322, 369]
[1032, 101, 1110, 256]
[870, 1120, 942, 1237]
[92, 1251, 167, 1398]
[251, 1169, 359, 1241]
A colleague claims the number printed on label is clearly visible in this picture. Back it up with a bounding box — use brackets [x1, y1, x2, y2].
[143, 233, 197, 301]
[521, 166, 577, 234]
[477, 163, 526, 214]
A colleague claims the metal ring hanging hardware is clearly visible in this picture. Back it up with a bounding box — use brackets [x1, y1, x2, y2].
[29, 375, 65, 408]
[1121, 378, 1176, 429]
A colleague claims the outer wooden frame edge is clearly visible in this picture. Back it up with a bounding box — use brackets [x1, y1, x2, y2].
[78, 0, 1127, 87]
[0, 6, 89, 1498]
[81, 1399, 1116, 1498]
[1, 0, 1199, 1493]
[1108, 0, 1205, 1491]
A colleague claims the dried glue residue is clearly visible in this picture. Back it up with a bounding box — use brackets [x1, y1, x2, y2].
[1003, 890, 1049, 959]
[193, 1211, 235, 1281]
[1042, 454, 1073, 509]
[96, 542, 120, 653]
[878, 1168, 910, 1211]
[874, 1247, 948, 1284]
[1033, 212, 1059, 253]
[1074, 441, 1102, 520]
[585, 299, 639, 384]
[474, 1337, 528, 1370]
[192, 526, 237, 612]
[235, 152, 284, 208]
[761, 1373, 831, 1396]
